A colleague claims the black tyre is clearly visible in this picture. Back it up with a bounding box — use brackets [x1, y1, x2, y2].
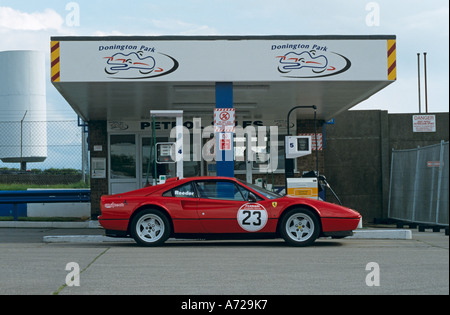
[130, 209, 171, 247]
[280, 208, 321, 247]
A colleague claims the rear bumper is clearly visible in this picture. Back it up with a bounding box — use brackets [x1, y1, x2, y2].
[105, 229, 129, 238]
[98, 216, 129, 232]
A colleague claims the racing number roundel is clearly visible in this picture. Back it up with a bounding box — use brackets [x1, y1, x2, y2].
[237, 203, 268, 232]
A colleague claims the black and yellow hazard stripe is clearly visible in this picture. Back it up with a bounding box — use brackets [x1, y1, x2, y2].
[387, 40, 396, 81]
[51, 41, 60, 82]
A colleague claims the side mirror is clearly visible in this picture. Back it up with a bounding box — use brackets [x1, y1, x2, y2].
[248, 192, 257, 203]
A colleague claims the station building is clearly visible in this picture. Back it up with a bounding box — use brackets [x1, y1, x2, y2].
[50, 35, 398, 219]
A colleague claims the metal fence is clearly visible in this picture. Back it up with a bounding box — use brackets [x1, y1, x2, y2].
[0, 120, 88, 186]
[388, 141, 449, 226]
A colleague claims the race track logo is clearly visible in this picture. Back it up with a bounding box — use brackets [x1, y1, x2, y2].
[275, 49, 351, 78]
[102, 49, 179, 79]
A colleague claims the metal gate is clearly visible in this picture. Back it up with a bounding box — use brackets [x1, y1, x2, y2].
[388, 141, 449, 226]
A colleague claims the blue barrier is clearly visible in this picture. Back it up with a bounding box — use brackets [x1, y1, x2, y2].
[0, 204, 27, 218]
[0, 190, 90, 221]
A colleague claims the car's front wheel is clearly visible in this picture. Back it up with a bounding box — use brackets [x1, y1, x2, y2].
[280, 208, 320, 247]
[130, 209, 171, 247]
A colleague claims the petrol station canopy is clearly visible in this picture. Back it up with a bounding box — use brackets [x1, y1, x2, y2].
[50, 35, 396, 122]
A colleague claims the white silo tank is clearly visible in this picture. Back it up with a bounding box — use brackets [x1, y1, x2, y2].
[0, 50, 47, 168]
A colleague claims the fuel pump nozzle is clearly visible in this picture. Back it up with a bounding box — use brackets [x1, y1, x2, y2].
[318, 175, 343, 206]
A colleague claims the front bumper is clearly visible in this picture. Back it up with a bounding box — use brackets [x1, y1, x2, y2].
[322, 230, 354, 238]
[321, 216, 362, 233]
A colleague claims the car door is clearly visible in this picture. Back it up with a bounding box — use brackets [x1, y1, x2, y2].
[162, 181, 205, 234]
[195, 180, 262, 233]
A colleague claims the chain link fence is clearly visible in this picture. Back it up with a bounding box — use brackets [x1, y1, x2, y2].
[0, 120, 89, 187]
[388, 141, 449, 226]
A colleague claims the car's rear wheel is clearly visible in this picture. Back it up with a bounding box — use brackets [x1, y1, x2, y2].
[280, 208, 320, 247]
[130, 209, 171, 247]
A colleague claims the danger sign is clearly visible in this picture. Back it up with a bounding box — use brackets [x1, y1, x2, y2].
[219, 132, 232, 151]
[214, 108, 235, 132]
[413, 115, 436, 133]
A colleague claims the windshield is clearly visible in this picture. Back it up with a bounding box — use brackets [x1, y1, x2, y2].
[237, 179, 282, 200]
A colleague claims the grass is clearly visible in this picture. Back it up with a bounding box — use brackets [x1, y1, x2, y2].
[0, 216, 90, 222]
[0, 181, 90, 191]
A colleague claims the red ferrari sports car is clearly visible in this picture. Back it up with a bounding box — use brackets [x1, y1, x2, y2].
[99, 176, 361, 247]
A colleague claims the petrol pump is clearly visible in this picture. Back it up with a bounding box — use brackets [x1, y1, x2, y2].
[284, 135, 320, 199]
[283, 106, 342, 204]
[148, 110, 184, 185]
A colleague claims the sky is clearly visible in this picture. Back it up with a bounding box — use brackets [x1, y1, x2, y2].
[0, 0, 449, 121]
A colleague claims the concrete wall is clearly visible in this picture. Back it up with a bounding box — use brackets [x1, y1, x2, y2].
[324, 111, 449, 223]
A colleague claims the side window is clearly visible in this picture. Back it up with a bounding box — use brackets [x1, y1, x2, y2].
[195, 181, 245, 201]
[237, 185, 263, 201]
[164, 183, 197, 198]
[162, 190, 173, 197]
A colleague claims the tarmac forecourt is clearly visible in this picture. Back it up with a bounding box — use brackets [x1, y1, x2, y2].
[0, 220, 415, 242]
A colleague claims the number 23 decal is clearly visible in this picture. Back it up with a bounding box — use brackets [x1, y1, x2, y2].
[237, 203, 268, 232]
[242, 210, 262, 226]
